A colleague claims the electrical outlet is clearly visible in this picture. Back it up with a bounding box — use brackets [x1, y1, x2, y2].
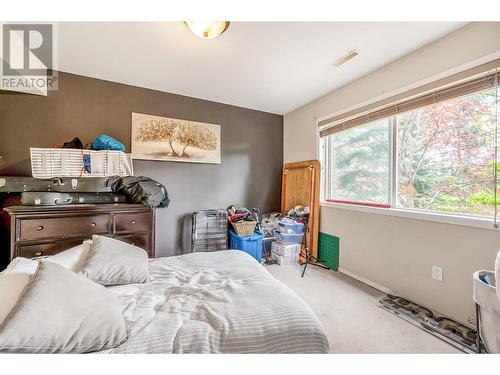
[467, 315, 476, 325]
[432, 265, 443, 281]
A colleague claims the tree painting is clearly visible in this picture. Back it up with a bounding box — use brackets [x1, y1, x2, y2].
[134, 118, 181, 156]
[131, 113, 221, 164]
[176, 121, 218, 157]
[328, 88, 498, 217]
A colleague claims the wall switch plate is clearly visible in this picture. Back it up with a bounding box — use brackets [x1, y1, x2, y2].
[432, 265, 443, 281]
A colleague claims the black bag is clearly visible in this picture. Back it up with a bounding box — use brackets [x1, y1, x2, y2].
[109, 176, 169, 208]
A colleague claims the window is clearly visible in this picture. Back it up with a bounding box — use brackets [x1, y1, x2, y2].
[322, 118, 391, 206]
[321, 86, 499, 219]
[397, 89, 496, 217]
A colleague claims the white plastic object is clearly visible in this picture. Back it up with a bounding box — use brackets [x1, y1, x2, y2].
[30, 148, 133, 178]
[473, 269, 500, 353]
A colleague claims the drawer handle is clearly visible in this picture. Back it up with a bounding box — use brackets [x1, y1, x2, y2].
[130, 220, 136, 225]
[37, 225, 44, 231]
[90, 222, 96, 227]
[34, 251, 43, 256]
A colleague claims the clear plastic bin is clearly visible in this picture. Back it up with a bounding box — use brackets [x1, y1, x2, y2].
[277, 220, 305, 234]
[271, 242, 301, 257]
[274, 230, 304, 245]
[271, 251, 298, 266]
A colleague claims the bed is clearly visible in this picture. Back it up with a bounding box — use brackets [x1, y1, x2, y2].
[102, 250, 330, 353]
[0, 237, 329, 354]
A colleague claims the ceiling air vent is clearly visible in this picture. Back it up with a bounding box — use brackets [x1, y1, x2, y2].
[334, 50, 359, 67]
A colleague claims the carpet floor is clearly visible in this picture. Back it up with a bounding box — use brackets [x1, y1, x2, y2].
[266, 263, 462, 354]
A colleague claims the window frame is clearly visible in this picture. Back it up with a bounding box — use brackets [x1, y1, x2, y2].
[318, 89, 499, 230]
[320, 199, 497, 230]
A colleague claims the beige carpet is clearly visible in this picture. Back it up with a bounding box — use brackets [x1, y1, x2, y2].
[266, 263, 462, 353]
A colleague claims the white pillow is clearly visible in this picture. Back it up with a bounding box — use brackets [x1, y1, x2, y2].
[0, 240, 91, 325]
[0, 261, 127, 353]
[0, 257, 39, 325]
[79, 235, 149, 286]
[45, 240, 92, 272]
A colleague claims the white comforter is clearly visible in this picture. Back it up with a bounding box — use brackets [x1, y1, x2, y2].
[103, 250, 330, 353]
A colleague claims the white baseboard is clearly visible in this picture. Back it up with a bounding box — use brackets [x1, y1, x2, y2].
[338, 267, 396, 295]
[338, 267, 472, 329]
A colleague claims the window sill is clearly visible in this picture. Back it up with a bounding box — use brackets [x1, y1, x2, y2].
[320, 201, 498, 230]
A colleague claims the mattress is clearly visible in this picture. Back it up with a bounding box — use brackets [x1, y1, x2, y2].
[102, 250, 330, 353]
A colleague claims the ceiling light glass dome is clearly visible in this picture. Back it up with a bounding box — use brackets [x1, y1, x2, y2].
[185, 21, 230, 39]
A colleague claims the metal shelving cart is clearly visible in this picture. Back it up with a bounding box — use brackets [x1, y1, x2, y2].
[191, 209, 228, 253]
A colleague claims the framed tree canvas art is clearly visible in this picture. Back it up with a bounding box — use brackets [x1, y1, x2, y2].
[131, 113, 221, 164]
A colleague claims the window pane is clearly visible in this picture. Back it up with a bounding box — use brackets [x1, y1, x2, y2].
[327, 119, 391, 204]
[397, 89, 497, 217]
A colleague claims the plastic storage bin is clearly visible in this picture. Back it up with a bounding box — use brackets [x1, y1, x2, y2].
[271, 242, 300, 267]
[271, 252, 297, 266]
[271, 242, 301, 257]
[274, 230, 304, 245]
[229, 229, 264, 261]
[277, 220, 305, 234]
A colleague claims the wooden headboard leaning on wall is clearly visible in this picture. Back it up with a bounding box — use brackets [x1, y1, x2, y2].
[281, 160, 320, 259]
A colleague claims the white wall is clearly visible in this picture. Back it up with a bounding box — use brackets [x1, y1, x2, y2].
[321, 206, 500, 325]
[284, 22, 500, 325]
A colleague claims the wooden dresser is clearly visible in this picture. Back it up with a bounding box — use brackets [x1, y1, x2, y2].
[4, 204, 155, 261]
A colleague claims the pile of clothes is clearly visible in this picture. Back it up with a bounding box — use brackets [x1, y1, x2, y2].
[54, 134, 125, 152]
[226, 205, 310, 237]
[227, 205, 262, 229]
[286, 205, 310, 222]
[260, 213, 280, 237]
[260, 206, 310, 235]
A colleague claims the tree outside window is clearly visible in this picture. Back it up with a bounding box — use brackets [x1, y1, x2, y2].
[323, 88, 498, 218]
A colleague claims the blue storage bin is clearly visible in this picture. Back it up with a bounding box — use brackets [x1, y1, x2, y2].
[278, 220, 305, 234]
[229, 229, 264, 261]
[274, 230, 304, 245]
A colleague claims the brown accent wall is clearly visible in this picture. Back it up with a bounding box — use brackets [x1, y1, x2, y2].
[0, 72, 283, 256]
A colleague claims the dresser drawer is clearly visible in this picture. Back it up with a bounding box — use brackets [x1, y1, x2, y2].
[16, 239, 86, 258]
[113, 212, 151, 233]
[19, 214, 109, 240]
[4, 204, 155, 267]
[114, 234, 152, 257]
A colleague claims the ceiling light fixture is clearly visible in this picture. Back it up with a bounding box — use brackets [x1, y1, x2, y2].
[185, 21, 230, 40]
[334, 50, 359, 67]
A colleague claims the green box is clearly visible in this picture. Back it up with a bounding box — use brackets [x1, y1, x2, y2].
[317, 232, 339, 271]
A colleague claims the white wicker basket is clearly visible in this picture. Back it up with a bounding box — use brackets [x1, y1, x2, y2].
[30, 148, 134, 178]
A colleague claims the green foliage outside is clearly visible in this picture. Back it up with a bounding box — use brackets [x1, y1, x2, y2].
[330, 120, 390, 203]
[329, 88, 498, 217]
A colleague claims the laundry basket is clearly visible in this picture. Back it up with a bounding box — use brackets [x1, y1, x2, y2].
[30, 148, 133, 178]
[473, 270, 500, 353]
